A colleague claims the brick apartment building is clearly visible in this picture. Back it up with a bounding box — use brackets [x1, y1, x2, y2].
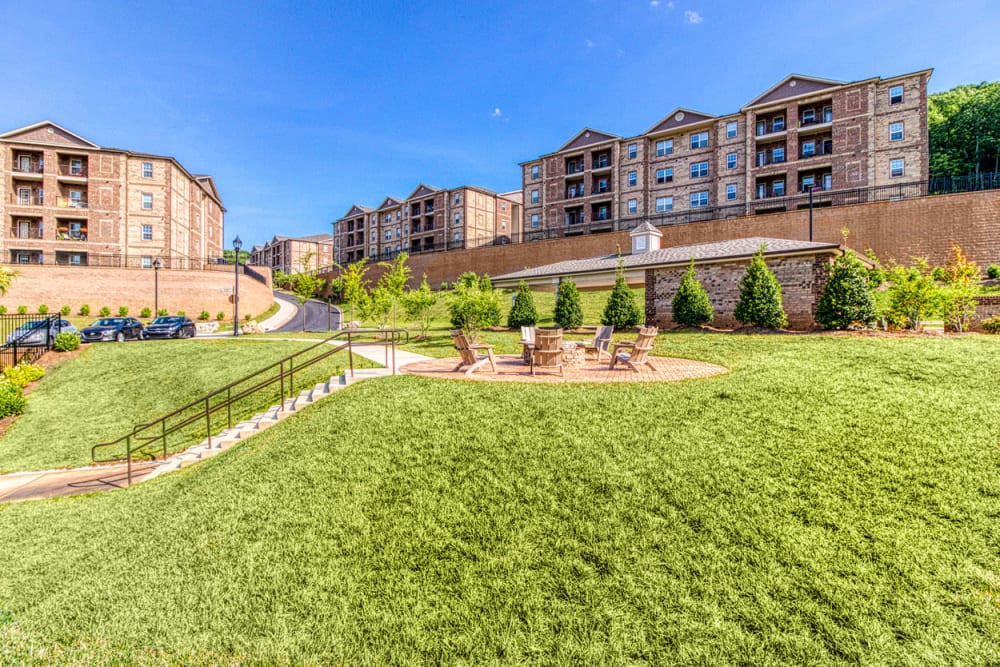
[333, 184, 522, 265]
[520, 70, 931, 238]
[248, 233, 334, 274]
[0, 120, 224, 268]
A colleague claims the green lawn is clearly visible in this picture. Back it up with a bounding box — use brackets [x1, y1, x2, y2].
[1, 333, 999, 664]
[0, 338, 359, 473]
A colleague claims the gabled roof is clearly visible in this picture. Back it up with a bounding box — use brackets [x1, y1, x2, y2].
[556, 127, 621, 153]
[376, 196, 403, 211]
[194, 175, 221, 202]
[0, 120, 101, 149]
[744, 74, 845, 109]
[337, 204, 373, 220]
[644, 108, 718, 135]
[405, 184, 441, 200]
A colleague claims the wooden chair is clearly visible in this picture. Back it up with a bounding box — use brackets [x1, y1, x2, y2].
[582, 325, 614, 362]
[518, 326, 535, 364]
[530, 328, 564, 376]
[609, 326, 659, 372]
[449, 329, 496, 376]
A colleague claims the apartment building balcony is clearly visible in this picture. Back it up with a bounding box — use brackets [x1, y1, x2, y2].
[56, 196, 88, 210]
[799, 137, 833, 160]
[591, 152, 612, 172]
[55, 251, 89, 266]
[56, 220, 88, 241]
[566, 183, 586, 199]
[11, 153, 43, 179]
[11, 186, 44, 206]
[799, 170, 833, 193]
[756, 144, 787, 167]
[564, 206, 585, 226]
[590, 204, 612, 225]
[755, 176, 788, 200]
[11, 220, 43, 240]
[10, 249, 43, 265]
[755, 114, 787, 137]
[591, 182, 611, 195]
[565, 158, 585, 176]
[424, 204, 435, 214]
[797, 103, 833, 133]
[57, 160, 88, 181]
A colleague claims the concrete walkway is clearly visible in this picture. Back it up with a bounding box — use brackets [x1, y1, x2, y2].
[259, 292, 298, 331]
[0, 341, 431, 503]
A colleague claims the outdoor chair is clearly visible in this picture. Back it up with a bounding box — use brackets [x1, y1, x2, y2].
[582, 325, 614, 362]
[449, 329, 496, 376]
[519, 326, 535, 363]
[609, 326, 659, 372]
[530, 328, 564, 376]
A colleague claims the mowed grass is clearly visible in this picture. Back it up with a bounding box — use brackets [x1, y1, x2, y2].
[0, 338, 357, 473]
[0, 334, 999, 664]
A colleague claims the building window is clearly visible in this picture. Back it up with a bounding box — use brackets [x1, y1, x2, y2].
[801, 175, 816, 190]
[823, 106, 833, 122]
[141, 256, 152, 269]
[141, 193, 153, 209]
[727, 153, 737, 169]
[890, 122, 904, 141]
[531, 165, 539, 179]
[396, 211, 401, 221]
[773, 116, 785, 132]
[628, 171, 637, 187]
[141, 224, 153, 241]
[501, 201, 507, 212]
[453, 213, 461, 225]
[690, 132, 709, 149]
[454, 233, 461, 243]
[889, 85, 903, 105]
[801, 141, 816, 158]
[726, 184, 738, 200]
[690, 162, 709, 178]
[455, 192, 461, 204]
[690, 191, 709, 207]
[726, 121, 737, 139]
[656, 168, 673, 184]
[655, 196, 673, 212]
[70, 158, 83, 175]
[890, 159, 905, 178]
[385, 230, 392, 241]
[773, 147, 786, 163]
[628, 143, 637, 159]
[655, 139, 673, 156]
[773, 180, 785, 197]
[142, 162, 153, 178]
[802, 109, 815, 125]
[531, 214, 539, 228]
[627, 198, 637, 214]
[531, 190, 539, 204]
[69, 254, 82, 266]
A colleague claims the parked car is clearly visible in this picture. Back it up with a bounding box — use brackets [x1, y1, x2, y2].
[80, 317, 144, 343]
[143, 315, 196, 339]
[4, 319, 77, 346]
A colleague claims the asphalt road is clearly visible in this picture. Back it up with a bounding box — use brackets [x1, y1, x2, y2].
[272, 291, 342, 333]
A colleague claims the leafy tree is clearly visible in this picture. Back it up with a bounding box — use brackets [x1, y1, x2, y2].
[377, 252, 412, 328]
[734, 245, 788, 329]
[929, 81, 1000, 178]
[940, 243, 981, 332]
[293, 272, 326, 330]
[0, 265, 15, 297]
[448, 271, 502, 340]
[601, 260, 642, 328]
[507, 281, 538, 328]
[886, 258, 942, 330]
[671, 259, 714, 327]
[402, 274, 438, 338]
[815, 250, 878, 329]
[553, 278, 583, 330]
[337, 259, 370, 324]
[273, 270, 293, 290]
[365, 284, 393, 328]
[222, 248, 250, 265]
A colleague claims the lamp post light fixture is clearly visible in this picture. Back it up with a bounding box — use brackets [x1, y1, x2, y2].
[233, 235, 242, 336]
[153, 258, 162, 316]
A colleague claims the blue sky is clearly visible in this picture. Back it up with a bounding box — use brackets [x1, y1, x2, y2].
[1, 0, 996, 248]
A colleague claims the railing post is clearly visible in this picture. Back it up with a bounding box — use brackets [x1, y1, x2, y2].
[348, 331, 355, 378]
[126, 434, 132, 487]
[162, 419, 167, 461]
[289, 357, 294, 397]
[279, 360, 285, 403]
[227, 386, 232, 429]
[392, 331, 397, 376]
[205, 397, 212, 449]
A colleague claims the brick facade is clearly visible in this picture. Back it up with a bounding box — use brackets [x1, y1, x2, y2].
[249, 234, 333, 274]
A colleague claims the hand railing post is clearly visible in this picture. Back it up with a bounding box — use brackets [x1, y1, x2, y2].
[289, 358, 294, 397]
[227, 386, 232, 429]
[280, 360, 285, 404]
[348, 331, 354, 378]
[392, 331, 397, 376]
[205, 397, 212, 449]
[161, 420, 167, 461]
[126, 434, 132, 487]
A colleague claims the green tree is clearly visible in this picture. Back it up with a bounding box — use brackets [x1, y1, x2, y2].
[671, 259, 714, 327]
[929, 81, 1000, 177]
[293, 272, 326, 330]
[448, 272, 502, 340]
[337, 259, 370, 324]
[940, 243, 981, 332]
[377, 252, 412, 329]
[365, 284, 393, 328]
[815, 250, 878, 330]
[273, 270, 293, 290]
[886, 258, 941, 330]
[553, 278, 583, 330]
[507, 281, 538, 328]
[602, 260, 642, 328]
[402, 274, 438, 338]
[222, 248, 250, 265]
[734, 246, 788, 329]
[0, 264, 16, 296]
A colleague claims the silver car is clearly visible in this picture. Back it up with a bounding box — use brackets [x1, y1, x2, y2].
[4, 319, 77, 346]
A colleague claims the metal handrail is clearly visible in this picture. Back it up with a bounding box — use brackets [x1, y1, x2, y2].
[91, 327, 407, 484]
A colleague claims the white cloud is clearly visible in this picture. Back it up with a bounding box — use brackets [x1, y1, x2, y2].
[649, 0, 659, 7]
[585, 39, 595, 48]
[491, 107, 502, 118]
[685, 9, 702, 23]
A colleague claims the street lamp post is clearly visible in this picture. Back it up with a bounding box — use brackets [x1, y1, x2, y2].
[233, 236, 242, 336]
[153, 258, 162, 316]
[807, 186, 822, 242]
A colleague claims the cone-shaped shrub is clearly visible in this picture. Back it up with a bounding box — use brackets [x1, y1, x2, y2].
[815, 250, 878, 329]
[601, 263, 642, 328]
[553, 278, 583, 330]
[734, 245, 788, 328]
[672, 259, 714, 327]
[507, 281, 538, 327]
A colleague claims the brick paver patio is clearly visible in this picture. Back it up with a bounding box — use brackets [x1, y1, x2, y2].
[401, 354, 728, 384]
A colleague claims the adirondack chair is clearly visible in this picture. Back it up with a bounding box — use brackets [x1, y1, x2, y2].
[609, 326, 659, 372]
[450, 329, 496, 376]
[530, 328, 564, 376]
[518, 326, 535, 363]
[582, 325, 614, 362]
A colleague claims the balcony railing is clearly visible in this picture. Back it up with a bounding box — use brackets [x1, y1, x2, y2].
[592, 157, 611, 169]
[58, 163, 88, 177]
[13, 193, 43, 206]
[592, 185, 610, 194]
[591, 212, 611, 222]
[755, 121, 786, 136]
[57, 197, 88, 209]
[566, 162, 585, 175]
[566, 186, 585, 198]
[56, 231, 88, 241]
[12, 160, 43, 174]
[565, 214, 586, 225]
[799, 144, 834, 160]
[799, 112, 833, 127]
[11, 227, 43, 240]
[424, 205, 434, 214]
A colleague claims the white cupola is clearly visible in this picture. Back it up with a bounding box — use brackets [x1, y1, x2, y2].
[629, 222, 662, 255]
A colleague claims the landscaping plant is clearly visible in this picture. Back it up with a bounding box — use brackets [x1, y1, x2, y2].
[672, 258, 714, 327]
[199, 310, 211, 321]
[815, 250, 878, 329]
[886, 259, 942, 330]
[940, 243, 981, 332]
[16, 306, 27, 315]
[99, 307, 111, 317]
[375, 252, 411, 329]
[602, 260, 642, 328]
[140, 307, 152, 318]
[337, 259, 371, 325]
[217, 312, 226, 321]
[53, 332, 80, 352]
[0, 382, 25, 418]
[507, 280, 538, 328]
[79, 304, 91, 316]
[988, 264, 1000, 279]
[3, 363, 44, 387]
[157, 308, 168, 317]
[60, 305, 70, 316]
[402, 274, 438, 338]
[0, 306, 7, 315]
[37, 304, 48, 314]
[118, 306, 128, 316]
[448, 272, 502, 340]
[734, 245, 788, 329]
[554, 277, 584, 330]
[982, 315, 1000, 334]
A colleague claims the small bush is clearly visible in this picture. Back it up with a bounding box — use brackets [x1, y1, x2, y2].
[140, 307, 152, 318]
[0, 306, 6, 315]
[0, 383, 26, 418]
[177, 311, 186, 317]
[815, 250, 878, 330]
[244, 313, 252, 321]
[217, 311, 225, 321]
[982, 316, 1000, 335]
[79, 304, 91, 316]
[672, 259, 714, 327]
[54, 332, 81, 352]
[16, 306, 27, 315]
[60, 305, 70, 316]
[37, 304, 48, 314]
[554, 278, 584, 330]
[931, 266, 948, 282]
[507, 281, 538, 328]
[199, 310, 210, 321]
[602, 263, 643, 329]
[988, 264, 1000, 280]
[3, 363, 44, 388]
[118, 306, 128, 316]
[734, 245, 788, 329]
[99, 306, 111, 317]
[157, 308, 168, 317]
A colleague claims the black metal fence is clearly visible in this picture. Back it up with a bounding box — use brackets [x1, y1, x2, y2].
[0, 314, 62, 370]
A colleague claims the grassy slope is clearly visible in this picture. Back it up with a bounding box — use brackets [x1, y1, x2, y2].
[0, 339, 355, 472]
[0, 334, 999, 664]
